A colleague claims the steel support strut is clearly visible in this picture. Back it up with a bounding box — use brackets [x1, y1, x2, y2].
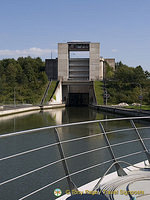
[130, 120, 150, 164]
[99, 122, 127, 176]
[54, 128, 78, 195]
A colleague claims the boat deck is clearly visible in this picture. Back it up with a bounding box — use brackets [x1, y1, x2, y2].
[100, 167, 150, 200]
[59, 162, 150, 200]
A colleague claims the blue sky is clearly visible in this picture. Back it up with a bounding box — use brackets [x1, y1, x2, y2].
[0, 0, 150, 71]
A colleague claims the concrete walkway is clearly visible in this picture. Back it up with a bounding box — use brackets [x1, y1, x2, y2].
[0, 104, 65, 117]
[90, 105, 150, 117]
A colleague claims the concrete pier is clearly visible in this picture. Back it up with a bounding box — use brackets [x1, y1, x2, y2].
[0, 104, 65, 117]
[90, 105, 150, 117]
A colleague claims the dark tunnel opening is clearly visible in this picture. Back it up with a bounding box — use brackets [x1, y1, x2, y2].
[68, 93, 89, 106]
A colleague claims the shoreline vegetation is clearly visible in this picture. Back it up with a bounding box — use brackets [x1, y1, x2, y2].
[125, 105, 150, 111]
[0, 57, 150, 111]
[94, 61, 150, 109]
[0, 57, 47, 105]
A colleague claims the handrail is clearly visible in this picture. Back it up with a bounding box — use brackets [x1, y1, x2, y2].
[19, 175, 69, 200]
[93, 159, 149, 191]
[0, 135, 144, 163]
[0, 142, 59, 161]
[0, 145, 110, 186]
[0, 116, 149, 138]
[18, 151, 146, 200]
[143, 137, 150, 141]
[0, 138, 146, 187]
[0, 116, 150, 199]
[0, 124, 149, 163]
[18, 160, 114, 200]
[0, 158, 64, 186]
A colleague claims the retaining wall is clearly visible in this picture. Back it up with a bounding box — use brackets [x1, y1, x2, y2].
[90, 105, 150, 117]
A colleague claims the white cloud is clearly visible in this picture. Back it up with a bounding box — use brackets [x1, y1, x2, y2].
[112, 48, 118, 53]
[70, 40, 82, 42]
[0, 48, 57, 58]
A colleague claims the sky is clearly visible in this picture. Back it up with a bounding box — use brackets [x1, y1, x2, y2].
[0, 0, 150, 71]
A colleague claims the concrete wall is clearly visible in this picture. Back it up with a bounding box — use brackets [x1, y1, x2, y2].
[62, 85, 68, 104]
[69, 85, 89, 93]
[57, 42, 108, 81]
[89, 43, 100, 80]
[90, 105, 150, 117]
[49, 81, 62, 104]
[62, 83, 90, 105]
[58, 43, 68, 81]
[45, 59, 58, 80]
[62, 81, 97, 106]
[89, 83, 97, 105]
[46, 42, 115, 83]
[103, 58, 115, 80]
[99, 57, 104, 80]
[104, 58, 115, 70]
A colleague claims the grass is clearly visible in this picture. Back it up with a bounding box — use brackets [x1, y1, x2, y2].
[44, 80, 58, 104]
[125, 105, 150, 111]
[94, 81, 103, 105]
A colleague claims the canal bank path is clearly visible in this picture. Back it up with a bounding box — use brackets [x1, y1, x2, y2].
[0, 104, 65, 117]
[90, 105, 150, 117]
[0, 104, 150, 118]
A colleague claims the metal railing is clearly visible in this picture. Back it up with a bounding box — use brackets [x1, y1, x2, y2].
[0, 116, 150, 200]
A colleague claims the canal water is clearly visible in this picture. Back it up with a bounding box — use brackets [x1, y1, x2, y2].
[0, 107, 149, 200]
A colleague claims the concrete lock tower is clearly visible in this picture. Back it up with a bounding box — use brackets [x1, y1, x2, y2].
[45, 42, 115, 106]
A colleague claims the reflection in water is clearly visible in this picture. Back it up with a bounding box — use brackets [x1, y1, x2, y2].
[0, 107, 121, 135]
[40, 108, 65, 126]
[0, 107, 149, 200]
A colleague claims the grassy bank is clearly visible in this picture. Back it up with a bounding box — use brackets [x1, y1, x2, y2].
[125, 105, 150, 111]
[94, 81, 103, 105]
[44, 81, 58, 104]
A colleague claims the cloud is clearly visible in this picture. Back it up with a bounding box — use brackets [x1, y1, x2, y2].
[70, 40, 82, 42]
[112, 48, 118, 53]
[0, 48, 57, 58]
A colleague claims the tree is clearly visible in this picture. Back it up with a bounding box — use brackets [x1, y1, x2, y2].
[145, 70, 150, 79]
[104, 61, 114, 80]
[0, 57, 48, 104]
[134, 65, 146, 83]
[5, 63, 17, 87]
[114, 65, 135, 83]
[107, 61, 150, 105]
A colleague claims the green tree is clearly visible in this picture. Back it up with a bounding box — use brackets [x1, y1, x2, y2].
[0, 57, 48, 104]
[105, 61, 114, 80]
[134, 65, 146, 83]
[5, 63, 17, 87]
[107, 62, 150, 105]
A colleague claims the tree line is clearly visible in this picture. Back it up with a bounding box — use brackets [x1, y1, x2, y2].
[105, 61, 150, 105]
[0, 57, 149, 105]
[0, 57, 48, 104]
